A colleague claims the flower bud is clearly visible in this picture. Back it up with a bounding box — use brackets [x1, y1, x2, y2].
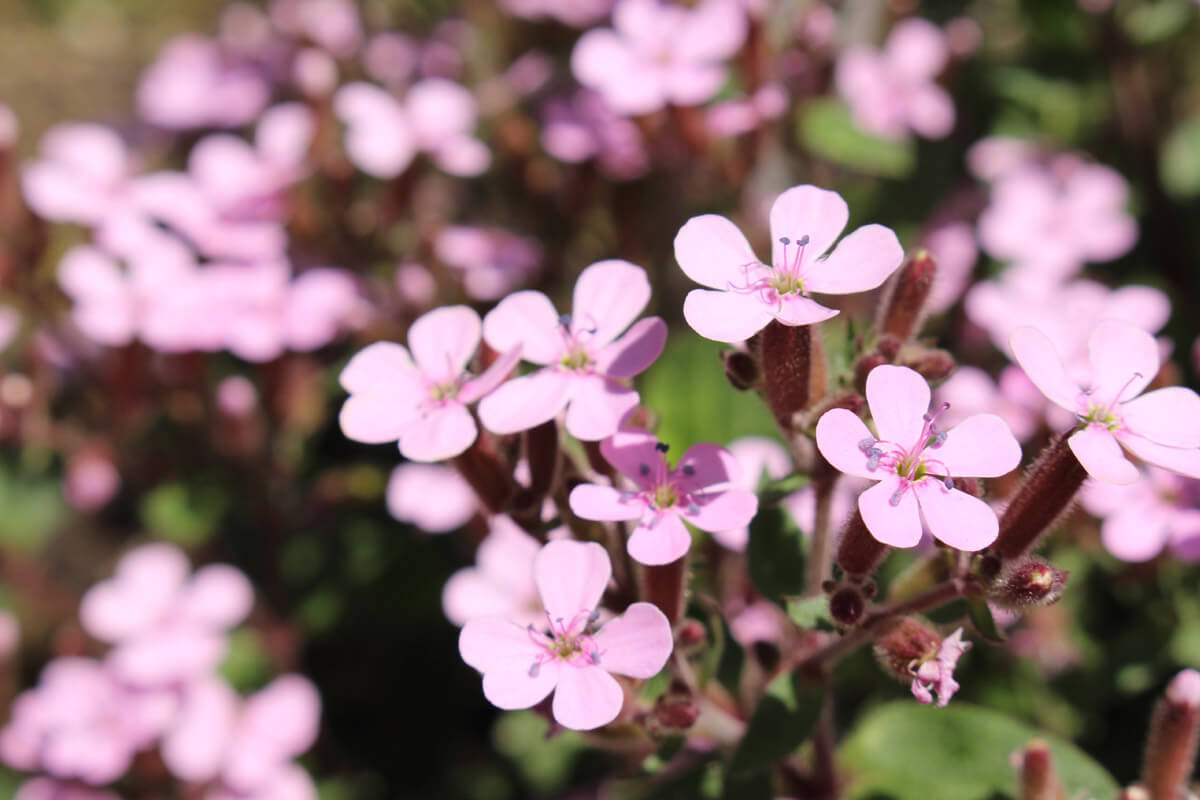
[677, 619, 706, 647]
[1116, 788, 1150, 800]
[760, 320, 813, 431]
[829, 586, 865, 626]
[874, 617, 941, 681]
[1015, 739, 1065, 800]
[641, 555, 688, 626]
[836, 511, 889, 580]
[903, 348, 957, 383]
[989, 560, 1068, 610]
[875, 334, 903, 360]
[722, 348, 760, 391]
[878, 250, 938, 342]
[854, 351, 890, 395]
[1142, 669, 1200, 800]
[650, 679, 699, 732]
[993, 432, 1088, 561]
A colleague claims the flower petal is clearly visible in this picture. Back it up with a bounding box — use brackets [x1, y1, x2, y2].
[1120, 387, 1200, 448]
[858, 475, 922, 548]
[443, 569, 521, 627]
[569, 484, 646, 521]
[769, 185, 849, 267]
[478, 369, 573, 435]
[340, 391, 421, 445]
[482, 656, 560, 711]
[1069, 426, 1139, 485]
[885, 18, 948, 81]
[571, 260, 651, 348]
[161, 677, 237, 783]
[551, 665, 624, 731]
[930, 414, 1022, 478]
[1117, 433, 1200, 479]
[815, 408, 879, 479]
[769, 295, 840, 326]
[407, 305, 481, 383]
[175, 565, 253, 630]
[1008, 326, 1080, 412]
[674, 442, 739, 490]
[1087, 320, 1158, 404]
[682, 288, 773, 343]
[535, 539, 612, 621]
[564, 375, 638, 441]
[482, 291, 562, 365]
[593, 602, 673, 679]
[804, 225, 904, 295]
[398, 403, 477, 462]
[915, 481, 998, 551]
[866, 365, 930, 448]
[459, 616, 544, 675]
[685, 489, 758, 532]
[458, 345, 523, 404]
[1101, 505, 1170, 563]
[627, 513, 692, 565]
[674, 214, 759, 290]
[600, 429, 667, 489]
[593, 317, 667, 378]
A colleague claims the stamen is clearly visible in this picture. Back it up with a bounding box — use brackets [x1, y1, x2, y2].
[655, 442, 670, 453]
[858, 438, 877, 453]
[779, 236, 791, 246]
[797, 234, 810, 246]
[639, 464, 651, 476]
[589, 651, 601, 665]
[682, 465, 695, 476]
[1105, 371, 1145, 412]
[529, 662, 540, 677]
[889, 484, 907, 507]
[687, 502, 700, 515]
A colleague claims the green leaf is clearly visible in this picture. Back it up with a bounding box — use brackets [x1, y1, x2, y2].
[1161, 115, 1200, 199]
[747, 505, 806, 603]
[492, 711, 583, 794]
[787, 595, 834, 631]
[728, 672, 824, 776]
[1122, 0, 1192, 45]
[219, 628, 273, 691]
[140, 482, 228, 546]
[0, 466, 64, 552]
[965, 594, 1005, 643]
[840, 702, 1119, 800]
[758, 473, 811, 507]
[796, 99, 915, 179]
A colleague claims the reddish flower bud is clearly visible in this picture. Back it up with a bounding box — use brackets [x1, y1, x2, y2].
[855, 351, 890, 394]
[641, 555, 688, 626]
[760, 320, 814, 431]
[1015, 739, 1065, 800]
[989, 560, 1068, 610]
[993, 432, 1088, 561]
[1142, 669, 1200, 800]
[875, 334, 903, 360]
[651, 680, 700, 731]
[836, 511, 889, 580]
[874, 617, 941, 681]
[903, 348, 957, 383]
[878, 250, 938, 342]
[677, 619, 706, 647]
[722, 348, 760, 391]
[829, 586, 865, 626]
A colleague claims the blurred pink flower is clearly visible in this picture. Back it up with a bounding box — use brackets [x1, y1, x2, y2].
[935, 366, 1042, 443]
[479, 260, 667, 440]
[15, 778, 120, 800]
[0, 103, 17, 149]
[64, 451, 121, 513]
[385, 463, 477, 532]
[340, 305, 521, 462]
[501, 0, 615, 27]
[80, 543, 253, 688]
[705, 84, 789, 139]
[137, 35, 271, 130]
[675, 184, 904, 342]
[835, 19, 955, 140]
[362, 33, 419, 85]
[433, 226, 543, 301]
[216, 376, 259, 417]
[1011, 321, 1200, 484]
[395, 262, 437, 308]
[569, 430, 759, 565]
[333, 79, 490, 179]
[541, 90, 649, 180]
[816, 365, 1021, 550]
[162, 674, 319, 800]
[0, 609, 18, 662]
[1082, 467, 1200, 562]
[729, 602, 786, 646]
[966, 136, 1041, 182]
[459, 540, 673, 730]
[443, 515, 541, 627]
[911, 628, 970, 707]
[21, 124, 136, 227]
[921, 221, 978, 315]
[571, 0, 747, 116]
[269, 0, 362, 58]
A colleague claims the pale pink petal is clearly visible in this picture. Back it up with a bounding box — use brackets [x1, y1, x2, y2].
[386, 463, 476, 532]
[600, 429, 667, 488]
[176, 565, 253, 630]
[866, 365, 930, 448]
[458, 346, 523, 404]
[432, 137, 490, 176]
[80, 544, 189, 642]
[569, 484, 646, 521]
[339, 394, 421, 444]
[682, 288, 773, 343]
[675, 442, 739, 489]
[332, 82, 415, 178]
[481, 291, 563, 365]
[728, 437, 792, 487]
[627, 512, 692, 565]
[405, 79, 478, 145]
[564, 375, 638, 441]
[1118, 433, 1200, 479]
[858, 476, 922, 548]
[231, 674, 320, 764]
[1105, 286, 1170, 334]
[905, 84, 955, 139]
[685, 489, 758, 532]
[914, 481, 998, 551]
[1102, 505, 1170, 562]
[398, 403, 477, 462]
[674, 215, 758, 290]
[257, 102, 315, 167]
[407, 305, 481, 382]
[1009, 326, 1081, 411]
[443, 570, 520, 628]
[815, 409, 879, 479]
[109, 626, 227, 686]
[161, 677, 237, 782]
[885, 18, 948, 81]
[931, 414, 1022, 478]
[768, 185, 849, 266]
[535, 539, 612, 620]
[593, 317, 667, 378]
[552, 665, 624, 730]
[666, 63, 726, 107]
[339, 341, 419, 393]
[804, 224, 904, 295]
[571, 29, 638, 94]
[460, 616, 543, 673]
[593, 602, 673, 678]
[1069, 426, 1139, 485]
[478, 369, 573, 435]
[1120, 387, 1200, 448]
[678, 0, 747, 60]
[1087, 320, 1158, 404]
[769, 295, 840, 326]
[571, 260, 651, 348]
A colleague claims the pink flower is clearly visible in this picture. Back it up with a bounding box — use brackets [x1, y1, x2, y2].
[433, 226, 543, 301]
[704, 84, 789, 139]
[920, 221, 978, 315]
[816, 365, 1022, 550]
[443, 515, 542, 627]
[835, 19, 955, 140]
[15, 778, 120, 800]
[137, 35, 271, 130]
[934, 366, 1042, 443]
[911, 628, 970, 707]
[269, 0, 363, 58]
[162, 674, 319, 800]
[966, 136, 1042, 182]
[458, 540, 673, 730]
[1010, 321, 1200, 484]
[339, 305, 520, 462]
[568, 430, 759, 565]
[1081, 467, 1200, 562]
[79, 544, 253, 688]
[21, 124, 135, 227]
[571, 0, 747, 116]
[63, 451, 121, 512]
[501, 0, 614, 27]
[333, 79, 490, 179]
[675, 184, 904, 343]
[478, 260, 667, 441]
[541, 90, 649, 181]
[385, 463, 478, 532]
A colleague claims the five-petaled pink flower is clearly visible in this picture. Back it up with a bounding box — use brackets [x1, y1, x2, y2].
[816, 365, 1022, 550]
[911, 627, 970, 707]
[339, 305, 521, 462]
[458, 540, 673, 731]
[568, 430, 759, 565]
[1010, 320, 1200, 484]
[675, 185, 904, 343]
[478, 260, 667, 441]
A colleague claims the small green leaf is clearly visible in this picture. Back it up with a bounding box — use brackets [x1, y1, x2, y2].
[747, 506, 806, 603]
[840, 702, 1119, 800]
[1122, 0, 1192, 45]
[758, 473, 811, 507]
[965, 594, 1005, 643]
[492, 711, 583, 794]
[728, 672, 824, 776]
[796, 99, 915, 178]
[219, 629, 272, 691]
[1161, 115, 1200, 199]
[787, 595, 834, 631]
[0, 467, 64, 551]
[140, 482, 228, 546]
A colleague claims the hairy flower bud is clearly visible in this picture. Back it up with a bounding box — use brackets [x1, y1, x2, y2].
[836, 510, 889, 580]
[989, 560, 1068, 610]
[1142, 669, 1200, 800]
[650, 679, 699, 732]
[993, 432, 1088, 561]
[677, 619, 706, 647]
[1015, 739, 1066, 800]
[903, 348, 957, 383]
[641, 555, 688, 626]
[878, 250, 938, 342]
[722, 348, 760, 391]
[760, 320, 813, 431]
[874, 617, 941, 681]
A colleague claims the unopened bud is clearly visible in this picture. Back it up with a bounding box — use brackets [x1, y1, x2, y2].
[1015, 739, 1066, 800]
[760, 320, 815, 431]
[878, 250, 938, 342]
[854, 352, 890, 394]
[722, 348, 760, 390]
[875, 334, 902, 360]
[874, 617, 940, 682]
[641, 556, 688, 626]
[829, 586, 865, 626]
[904, 348, 957, 383]
[651, 680, 700, 731]
[989, 560, 1068, 610]
[677, 619, 706, 647]
[836, 511, 889, 579]
[1142, 669, 1200, 800]
[994, 432, 1088, 561]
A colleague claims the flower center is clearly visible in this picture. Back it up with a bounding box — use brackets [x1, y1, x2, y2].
[560, 347, 592, 371]
[1082, 403, 1121, 431]
[429, 381, 460, 402]
[527, 611, 602, 676]
[653, 484, 678, 509]
[858, 402, 955, 505]
[771, 234, 810, 296]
